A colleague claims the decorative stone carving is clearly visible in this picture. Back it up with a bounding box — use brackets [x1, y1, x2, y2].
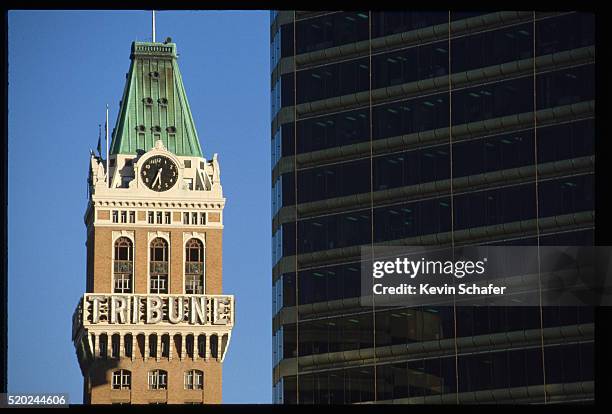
[147, 231, 170, 244]
[183, 231, 206, 245]
[212, 296, 232, 325]
[112, 230, 135, 244]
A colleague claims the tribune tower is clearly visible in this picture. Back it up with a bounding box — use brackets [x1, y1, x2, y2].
[72, 40, 234, 404]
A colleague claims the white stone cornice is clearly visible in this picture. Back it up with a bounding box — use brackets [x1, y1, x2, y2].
[90, 197, 226, 210]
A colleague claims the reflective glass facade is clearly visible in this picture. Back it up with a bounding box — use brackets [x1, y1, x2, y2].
[271, 11, 594, 404]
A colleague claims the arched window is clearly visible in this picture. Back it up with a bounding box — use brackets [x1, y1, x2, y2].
[114, 237, 133, 293]
[148, 369, 168, 390]
[184, 369, 204, 390]
[185, 238, 204, 294]
[150, 238, 168, 294]
[112, 369, 131, 390]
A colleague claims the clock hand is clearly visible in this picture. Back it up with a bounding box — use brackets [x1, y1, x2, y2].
[152, 169, 162, 188]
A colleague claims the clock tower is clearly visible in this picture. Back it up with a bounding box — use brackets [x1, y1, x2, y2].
[71, 40, 234, 404]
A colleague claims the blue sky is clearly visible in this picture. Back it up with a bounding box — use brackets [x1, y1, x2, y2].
[8, 10, 271, 403]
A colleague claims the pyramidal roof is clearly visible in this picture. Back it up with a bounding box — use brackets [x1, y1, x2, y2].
[110, 41, 203, 157]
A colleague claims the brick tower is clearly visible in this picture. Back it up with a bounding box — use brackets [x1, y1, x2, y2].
[72, 40, 234, 404]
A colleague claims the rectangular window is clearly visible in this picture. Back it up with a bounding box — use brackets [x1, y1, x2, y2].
[183, 212, 189, 225]
[112, 370, 130, 390]
[150, 275, 168, 294]
[148, 371, 167, 390]
[112, 371, 121, 389]
[121, 371, 130, 389]
[191, 212, 198, 225]
[156, 211, 162, 224]
[148, 211, 154, 224]
[129, 211, 135, 223]
[114, 274, 131, 293]
[200, 212, 206, 225]
[112, 210, 119, 223]
[120, 211, 127, 223]
[184, 178, 194, 190]
[165, 212, 171, 224]
[184, 370, 203, 390]
[184, 160, 192, 168]
[185, 275, 203, 295]
[195, 371, 203, 390]
[185, 371, 193, 389]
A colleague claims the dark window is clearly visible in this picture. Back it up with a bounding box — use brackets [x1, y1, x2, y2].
[148, 370, 167, 390]
[295, 107, 369, 154]
[538, 119, 594, 163]
[112, 369, 131, 390]
[373, 93, 449, 140]
[150, 238, 168, 294]
[280, 23, 294, 58]
[537, 12, 594, 56]
[452, 75, 533, 125]
[296, 262, 361, 305]
[113, 237, 133, 293]
[453, 130, 534, 178]
[374, 144, 450, 192]
[538, 174, 594, 218]
[536, 64, 594, 110]
[281, 72, 294, 108]
[451, 23, 533, 74]
[185, 238, 204, 294]
[453, 183, 536, 230]
[296, 57, 369, 104]
[372, 41, 448, 88]
[295, 12, 369, 55]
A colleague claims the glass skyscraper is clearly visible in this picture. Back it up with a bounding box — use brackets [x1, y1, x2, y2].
[270, 11, 594, 404]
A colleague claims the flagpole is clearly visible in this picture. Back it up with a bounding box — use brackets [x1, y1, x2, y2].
[106, 104, 109, 188]
[152, 10, 156, 43]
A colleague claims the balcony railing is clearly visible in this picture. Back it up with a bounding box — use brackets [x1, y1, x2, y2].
[113, 261, 133, 274]
[150, 262, 168, 274]
[185, 262, 203, 274]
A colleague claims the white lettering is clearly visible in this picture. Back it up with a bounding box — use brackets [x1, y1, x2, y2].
[146, 296, 163, 324]
[191, 296, 206, 324]
[168, 296, 184, 324]
[110, 296, 128, 324]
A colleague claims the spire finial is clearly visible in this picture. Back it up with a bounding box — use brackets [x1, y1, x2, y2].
[152, 10, 156, 43]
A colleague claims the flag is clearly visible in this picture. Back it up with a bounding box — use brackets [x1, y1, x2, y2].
[97, 124, 102, 156]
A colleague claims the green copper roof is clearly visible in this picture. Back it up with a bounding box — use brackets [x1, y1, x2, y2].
[110, 41, 203, 157]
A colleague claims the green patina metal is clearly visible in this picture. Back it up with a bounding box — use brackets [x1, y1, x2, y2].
[110, 41, 203, 157]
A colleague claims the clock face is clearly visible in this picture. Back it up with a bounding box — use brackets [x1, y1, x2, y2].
[140, 155, 178, 192]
